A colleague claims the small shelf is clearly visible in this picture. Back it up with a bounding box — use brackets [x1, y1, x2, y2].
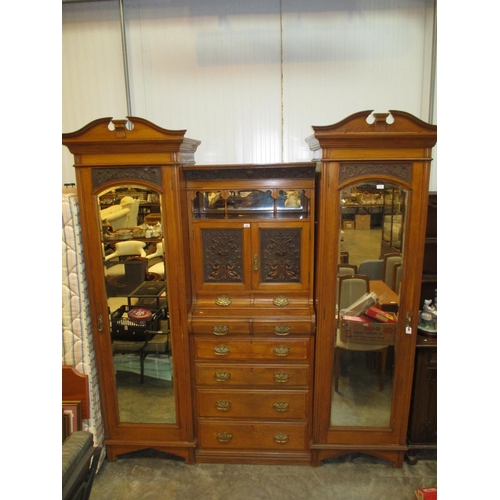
[192, 189, 310, 220]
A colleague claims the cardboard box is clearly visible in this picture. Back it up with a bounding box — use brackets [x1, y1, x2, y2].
[355, 214, 371, 230]
[340, 316, 396, 345]
[343, 220, 354, 230]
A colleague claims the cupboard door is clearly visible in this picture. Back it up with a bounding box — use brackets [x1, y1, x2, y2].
[192, 222, 252, 292]
[252, 222, 310, 292]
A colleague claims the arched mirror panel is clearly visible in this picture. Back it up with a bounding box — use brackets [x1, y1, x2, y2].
[97, 183, 176, 425]
[331, 180, 407, 428]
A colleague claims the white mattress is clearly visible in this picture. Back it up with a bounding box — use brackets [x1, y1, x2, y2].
[62, 190, 105, 454]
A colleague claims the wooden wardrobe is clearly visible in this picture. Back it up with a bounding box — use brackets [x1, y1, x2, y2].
[306, 110, 437, 467]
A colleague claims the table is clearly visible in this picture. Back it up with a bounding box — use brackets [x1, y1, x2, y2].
[370, 280, 399, 312]
[127, 280, 166, 308]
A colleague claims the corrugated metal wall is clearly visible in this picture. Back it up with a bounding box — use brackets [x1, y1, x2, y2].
[62, 0, 437, 188]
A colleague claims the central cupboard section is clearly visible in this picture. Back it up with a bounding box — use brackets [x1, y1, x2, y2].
[185, 164, 316, 464]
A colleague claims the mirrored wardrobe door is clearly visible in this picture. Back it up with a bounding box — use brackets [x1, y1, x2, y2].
[98, 183, 176, 424]
[331, 180, 406, 428]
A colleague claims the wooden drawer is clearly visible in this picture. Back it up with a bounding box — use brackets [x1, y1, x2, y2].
[197, 421, 308, 450]
[252, 292, 312, 309]
[252, 319, 314, 336]
[190, 319, 251, 336]
[193, 338, 311, 361]
[194, 293, 251, 309]
[195, 363, 310, 387]
[197, 389, 309, 419]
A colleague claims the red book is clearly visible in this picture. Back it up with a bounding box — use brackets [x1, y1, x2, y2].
[342, 315, 374, 323]
[415, 487, 437, 500]
[365, 306, 397, 323]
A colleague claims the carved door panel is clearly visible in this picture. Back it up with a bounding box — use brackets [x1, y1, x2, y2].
[192, 221, 310, 294]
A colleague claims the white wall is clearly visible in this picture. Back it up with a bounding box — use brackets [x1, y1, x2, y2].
[62, 0, 437, 188]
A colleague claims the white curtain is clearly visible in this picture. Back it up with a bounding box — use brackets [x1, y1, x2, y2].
[63, 0, 437, 187]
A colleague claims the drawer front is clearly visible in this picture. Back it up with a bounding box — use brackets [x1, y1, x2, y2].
[195, 363, 310, 387]
[252, 320, 314, 336]
[193, 338, 311, 361]
[191, 320, 251, 336]
[197, 390, 309, 419]
[198, 421, 308, 450]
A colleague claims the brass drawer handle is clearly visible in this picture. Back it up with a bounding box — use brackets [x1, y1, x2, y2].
[215, 400, 232, 411]
[273, 402, 290, 412]
[213, 345, 230, 356]
[273, 346, 290, 357]
[273, 295, 289, 307]
[273, 372, 290, 383]
[214, 371, 231, 382]
[274, 325, 291, 336]
[217, 431, 233, 443]
[215, 295, 232, 306]
[213, 324, 229, 336]
[273, 433, 289, 444]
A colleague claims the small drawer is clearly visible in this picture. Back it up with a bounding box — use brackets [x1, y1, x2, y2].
[195, 363, 310, 387]
[194, 293, 252, 309]
[190, 319, 251, 336]
[252, 320, 314, 336]
[253, 293, 312, 309]
[197, 421, 308, 450]
[197, 389, 309, 419]
[193, 338, 311, 361]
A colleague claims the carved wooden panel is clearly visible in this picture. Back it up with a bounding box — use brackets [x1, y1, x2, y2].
[339, 163, 412, 185]
[202, 229, 244, 283]
[92, 166, 162, 189]
[260, 228, 301, 283]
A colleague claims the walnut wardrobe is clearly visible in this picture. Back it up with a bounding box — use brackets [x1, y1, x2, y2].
[63, 110, 436, 467]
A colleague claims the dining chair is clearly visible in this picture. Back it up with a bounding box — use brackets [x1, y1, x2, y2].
[358, 259, 383, 280]
[337, 264, 358, 276]
[382, 253, 402, 290]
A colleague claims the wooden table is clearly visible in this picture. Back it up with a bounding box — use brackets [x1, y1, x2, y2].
[370, 280, 399, 312]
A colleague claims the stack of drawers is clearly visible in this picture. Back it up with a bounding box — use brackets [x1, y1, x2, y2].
[191, 316, 314, 464]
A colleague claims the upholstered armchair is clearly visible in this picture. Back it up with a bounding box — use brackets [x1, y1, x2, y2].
[100, 196, 140, 230]
[146, 242, 165, 278]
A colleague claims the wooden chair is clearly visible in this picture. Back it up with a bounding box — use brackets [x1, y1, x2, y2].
[382, 253, 402, 290]
[337, 263, 358, 276]
[334, 274, 388, 392]
[358, 259, 383, 280]
[392, 262, 402, 294]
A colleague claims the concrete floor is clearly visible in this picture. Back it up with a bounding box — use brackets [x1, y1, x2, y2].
[90, 450, 437, 500]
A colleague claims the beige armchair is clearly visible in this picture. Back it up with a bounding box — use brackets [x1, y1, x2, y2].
[146, 242, 165, 278]
[100, 196, 140, 230]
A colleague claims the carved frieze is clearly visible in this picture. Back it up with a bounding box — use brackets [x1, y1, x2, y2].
[184, 166, 315, 181]
[339, 163, 412, 185]
[92, 166, 162, 189]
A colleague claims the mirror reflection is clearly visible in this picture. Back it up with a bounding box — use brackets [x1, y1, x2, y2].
[331, 181, 406, 427]
[98, 185, 176, 424]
